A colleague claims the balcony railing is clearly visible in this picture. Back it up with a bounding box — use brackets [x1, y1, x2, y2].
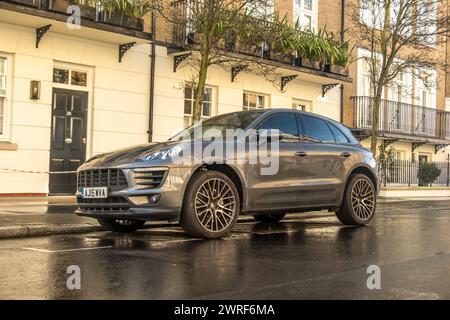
[352, 96, 450, 140]
[3, 0, 144, 31]
[171, 0, 349, 77]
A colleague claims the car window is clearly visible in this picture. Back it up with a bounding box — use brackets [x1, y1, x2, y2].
[258, 113, 300, 140]
[329, 123, 350, 144]
[301, 115, 335, 143]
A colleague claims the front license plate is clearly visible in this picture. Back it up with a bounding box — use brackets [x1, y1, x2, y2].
[80, 187, 108, 199]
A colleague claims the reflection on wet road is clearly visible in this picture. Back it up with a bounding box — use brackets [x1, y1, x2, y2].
[1, 200, 450, 299]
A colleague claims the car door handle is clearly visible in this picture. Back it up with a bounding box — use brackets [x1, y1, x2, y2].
[295, 151, 308, 157]
[340, 152, 351, 158]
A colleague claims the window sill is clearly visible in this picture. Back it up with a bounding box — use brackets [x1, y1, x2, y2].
[0, 141, 18, 150]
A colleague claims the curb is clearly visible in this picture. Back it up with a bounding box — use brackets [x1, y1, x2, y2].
[0, 224, 103, 240]
[0, 212, 335, 240]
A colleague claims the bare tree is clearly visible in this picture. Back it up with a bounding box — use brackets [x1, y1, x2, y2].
[348, 0, 449, 154]
[157, 0, 290, 124]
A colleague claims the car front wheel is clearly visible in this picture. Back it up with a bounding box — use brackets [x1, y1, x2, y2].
[97, 219, 145, 233]
[181, 170, 240, 239]
[336, 173, 376, 225]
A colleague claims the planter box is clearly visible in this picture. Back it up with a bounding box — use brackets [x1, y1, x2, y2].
[325, 64, 349, 76]
[272, 52, 292, 65]
[9, 0, 38, 7]
[50, 0, 96, 21]
[301, 57, 323, 71]
[102, 11, 144, 31]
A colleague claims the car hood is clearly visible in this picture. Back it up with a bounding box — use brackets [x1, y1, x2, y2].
[81, 141, 179, 168]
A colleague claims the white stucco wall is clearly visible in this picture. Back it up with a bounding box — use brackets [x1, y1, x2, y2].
[0, 25, 342, 194]
[0, 22, 151, 194]
[152, 45, 341, 142]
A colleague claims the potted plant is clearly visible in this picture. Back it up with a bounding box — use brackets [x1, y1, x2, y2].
[418, 162, 441, 187]
[100, 0, 146, 31]
[299, 31, 324, 70]
[322, 30, 351, 76]
[50, 0, 96, 20]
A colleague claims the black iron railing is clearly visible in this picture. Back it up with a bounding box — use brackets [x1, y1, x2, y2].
[378, 159, 450, 187]
[4, 0, 144, 31]
[170, 0, 348, 76]
[352, 96, 450, 140]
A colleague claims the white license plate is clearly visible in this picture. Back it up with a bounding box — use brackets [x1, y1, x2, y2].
[80, 187, 108, 199]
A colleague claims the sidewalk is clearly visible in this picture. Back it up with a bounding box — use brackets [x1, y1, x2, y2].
[0, 197, 102, 239]
[0, 197, 337, 240]
[2, 194, 446, 240]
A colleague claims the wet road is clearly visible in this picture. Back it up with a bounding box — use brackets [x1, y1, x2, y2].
[1, 200, 450, 299]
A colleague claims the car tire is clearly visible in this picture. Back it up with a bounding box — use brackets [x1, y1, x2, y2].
[254, 213, 286, 223]
[97, 219, 145, 233]
[181, 170, 240, 239]
[336, 173, 377, 226]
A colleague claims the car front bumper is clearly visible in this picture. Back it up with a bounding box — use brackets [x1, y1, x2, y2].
[75, 166, 194, 222]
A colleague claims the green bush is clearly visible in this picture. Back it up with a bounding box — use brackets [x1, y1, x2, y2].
[417, 162, 441, 186]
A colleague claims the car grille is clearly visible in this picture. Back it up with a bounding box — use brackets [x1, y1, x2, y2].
[132, 169, 167, 189]
[78, 168, 128, 191]
[77, 196, 130, 213]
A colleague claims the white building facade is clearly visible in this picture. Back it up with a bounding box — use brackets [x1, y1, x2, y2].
[0, 0, 349, 196]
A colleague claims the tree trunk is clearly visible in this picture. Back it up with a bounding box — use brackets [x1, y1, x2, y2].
[370, 90, 383, 155]
[192, 54, 209, 124]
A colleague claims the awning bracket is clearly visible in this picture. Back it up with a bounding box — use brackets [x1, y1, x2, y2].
[435, 144, 449, 154]
[412, 141, 429, 152]
[119, 42, 136, 63]
[322, 83, 340, 97]
[36, 24, 52, 48]
[173, 53, 191, 72]
[231, 65, 248, 82]
[281, 75, 297, 91]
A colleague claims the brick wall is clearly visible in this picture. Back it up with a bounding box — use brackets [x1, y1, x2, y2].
[148, 0, 449, 125]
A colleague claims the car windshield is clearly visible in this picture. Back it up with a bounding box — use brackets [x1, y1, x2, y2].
[170, 111, 264, 141]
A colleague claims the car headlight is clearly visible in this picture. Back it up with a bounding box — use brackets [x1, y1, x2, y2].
[141, 145, 184, 161]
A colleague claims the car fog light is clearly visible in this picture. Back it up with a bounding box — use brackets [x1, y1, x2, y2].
[149, 194, 161, 205]
[128, 196, 150, 206]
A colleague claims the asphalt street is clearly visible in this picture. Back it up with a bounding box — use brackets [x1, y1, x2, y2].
[0, 200, 450, 299]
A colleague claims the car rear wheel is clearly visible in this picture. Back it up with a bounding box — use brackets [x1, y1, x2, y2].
[336, 174, 376, 225]
[254, 213, 286, 223]
[97, 219, 145, 233]
[181, 170, 240, 239]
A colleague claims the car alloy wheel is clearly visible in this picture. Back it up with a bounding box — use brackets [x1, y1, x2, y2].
[351, 178, 375, 220]
[194, 178, 237, 233]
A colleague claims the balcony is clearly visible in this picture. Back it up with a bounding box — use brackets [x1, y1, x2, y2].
[169, 0, 351, 83]
[0, 0, 151, 39]
[351, 96, 450, 141]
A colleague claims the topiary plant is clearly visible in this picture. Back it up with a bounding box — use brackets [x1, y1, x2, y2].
[417, 162, 441, 187]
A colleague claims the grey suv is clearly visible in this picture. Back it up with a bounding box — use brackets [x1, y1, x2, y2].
[76, 110, 379, 238]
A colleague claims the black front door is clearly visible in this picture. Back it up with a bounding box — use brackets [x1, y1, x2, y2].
[49, 88, 88, 194]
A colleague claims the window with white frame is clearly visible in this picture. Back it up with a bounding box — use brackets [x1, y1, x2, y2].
[293, 0, 318, 31]
[184, 85, 213, 127]
[245, 0, 274, 19]
[360, 0, 385, 30]
[417, 1, 437, 46]
[243, 92, 266, 111]
[414, 69, 437, 135]
[0, 57, 8, 138]
[359, 57, 374, 97]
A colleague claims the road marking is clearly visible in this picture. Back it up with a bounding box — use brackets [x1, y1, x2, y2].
[22, 246, 112, 253]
